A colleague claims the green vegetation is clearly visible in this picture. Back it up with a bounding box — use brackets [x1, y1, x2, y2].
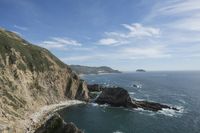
[0, 29, 66, 72]
[70, 65, 121, 74]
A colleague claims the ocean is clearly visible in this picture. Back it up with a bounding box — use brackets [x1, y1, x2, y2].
[59, 71, 200, 133]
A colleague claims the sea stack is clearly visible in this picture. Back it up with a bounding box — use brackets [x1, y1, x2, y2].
[94, 86, 178, 111]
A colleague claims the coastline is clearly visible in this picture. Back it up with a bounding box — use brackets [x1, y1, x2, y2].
[79, 72, 122, 77]
[21, 100, 85, 133]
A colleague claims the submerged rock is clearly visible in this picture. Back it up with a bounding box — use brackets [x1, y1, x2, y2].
[95, 86, 178, 111]
[34, 114, 84, 133]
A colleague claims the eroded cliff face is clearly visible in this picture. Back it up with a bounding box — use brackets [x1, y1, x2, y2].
[0, 28, 89, 132]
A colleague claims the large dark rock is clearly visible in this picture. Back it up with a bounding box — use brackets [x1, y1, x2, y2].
[95, 86, 178, 111]
[95, 87, 134, 107]
[87, 84, 104, 92]
[34, 114, 84, 133]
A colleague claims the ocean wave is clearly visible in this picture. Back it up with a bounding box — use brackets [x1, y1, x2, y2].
[178, 99, 186, 104]
[90, 102, 184, 117]
[133, 98, 145, 101]
[126, 105, 184, 117]
[89, 103, 108, 107]
[113, 130, 124, 133]
[128, 92, 135, 95]
[158, 106, 184, 117]
[90, 103, 99, 106]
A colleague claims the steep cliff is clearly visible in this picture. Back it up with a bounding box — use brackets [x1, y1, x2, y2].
[0, 28, 89, 132]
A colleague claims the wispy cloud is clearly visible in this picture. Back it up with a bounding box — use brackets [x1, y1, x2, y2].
[98, 38, 119, 45]
[121, 23, 160, 37]
[142, 0, 200, 59]
[61, 54, 106, 62]
[158, 0, 200, 15]
[61, 45, 170, 64]
[14, 25, 28, 31]
[119, 45, 170, 59]
[98, 23, 160, 46]
[39, 37, 82, 50]
[148, 0, 200, 32]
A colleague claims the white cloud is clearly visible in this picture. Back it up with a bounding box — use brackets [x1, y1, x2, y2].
[149, 0, 200, 31]
[158, 0, 200, 15]
[169, 16, 200, 31]
[142, 0, 200, 59]
[61, 54, 106, 62]
[39, 37, 82, 50]
[61, 56, 93, 62]
[98, 38, 118, 45]
[52, 37, 81, 46]
[120, 45, 170, 59]
[97, 23, 160, 46]
[14, 25, 28, 31]
[122, 23, 160, 37]
[61, 45, 170, 63]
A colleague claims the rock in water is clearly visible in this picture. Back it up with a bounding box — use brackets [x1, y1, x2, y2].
[95, 86, 178, 111]
[95, 87, 133, 107]
[34, 114, 84, 133]
[87, 84, 104, 92]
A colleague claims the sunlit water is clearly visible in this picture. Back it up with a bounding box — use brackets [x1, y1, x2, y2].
[59, 71, 200, 133]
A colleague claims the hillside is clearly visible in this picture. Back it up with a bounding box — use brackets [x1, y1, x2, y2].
[70, 65, 121, 75]
[0, 28, 89, 132]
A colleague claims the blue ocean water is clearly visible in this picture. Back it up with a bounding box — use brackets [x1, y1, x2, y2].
[59, 71, 200, 133]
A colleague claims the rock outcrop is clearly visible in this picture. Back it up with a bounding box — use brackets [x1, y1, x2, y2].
[95, 86, 178, 111]
[87, 84, 104, 92]
[136, 69, 146, 72]
[34, 114, 83, 133]
[0, 28, 89, 132]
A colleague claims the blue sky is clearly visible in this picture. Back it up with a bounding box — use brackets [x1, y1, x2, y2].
[0, 0, 200, 71]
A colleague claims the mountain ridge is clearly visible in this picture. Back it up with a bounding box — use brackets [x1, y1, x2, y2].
[70, 65, 121, 75]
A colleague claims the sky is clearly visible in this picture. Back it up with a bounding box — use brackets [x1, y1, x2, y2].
[0, 0, 200, 71]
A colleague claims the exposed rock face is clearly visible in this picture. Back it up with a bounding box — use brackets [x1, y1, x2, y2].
[0, 28, 89, 132]
[87, 84, 104, 92]
[95, 87, 133, 107]
[95, 86, 178, 111]
[34, 114, 84, 133]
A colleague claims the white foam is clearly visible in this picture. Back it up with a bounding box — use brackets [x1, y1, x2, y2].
[99, 104, 109, 107]
[90, 103, 99, 107]
[90, 103, 108, 107]
[158, 106, 184, 117]
[134, 98, 145, 101]
[126, 105, 184, 117]
[158, 108, 177, 117]
[128, 92, 135, 95]
[135, 107, 144, 111]
[113, 130, 124, 133]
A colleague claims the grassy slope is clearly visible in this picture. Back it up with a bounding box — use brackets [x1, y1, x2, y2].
[0, 29, 67, 72]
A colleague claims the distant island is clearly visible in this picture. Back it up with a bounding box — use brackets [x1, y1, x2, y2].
[70, 65, 121, 75]
[136, 69, 146, 72]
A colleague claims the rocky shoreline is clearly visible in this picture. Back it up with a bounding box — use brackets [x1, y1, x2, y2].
[2, 84, 179, 133]
[22, 100, 84, 133]
[34, 113, 83, 133]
